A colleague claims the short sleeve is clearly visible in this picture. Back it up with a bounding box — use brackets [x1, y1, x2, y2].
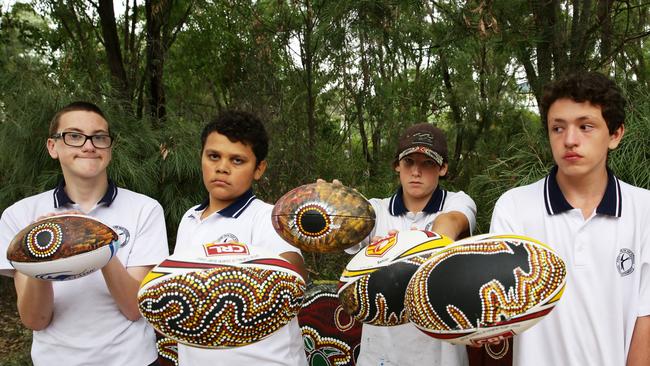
[254, 204, 302, 257]
[443, 191, 477, 234]
[124, 201, 169, 267]
[489, 191, 521, 233]
[0, 205, 22, 276]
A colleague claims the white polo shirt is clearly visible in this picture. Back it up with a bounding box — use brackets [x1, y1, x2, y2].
[0, 180, 169, 366]
[490, 166, 650, 366]
[173, 189, 308, 366]
[353, 186, 476, 366]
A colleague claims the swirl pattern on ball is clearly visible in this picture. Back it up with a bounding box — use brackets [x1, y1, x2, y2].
[138, 266, 306, 348]
[405, 239, 566, 333]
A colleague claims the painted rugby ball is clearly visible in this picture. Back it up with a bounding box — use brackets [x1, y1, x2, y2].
[271, 182, 375, 253]
[7, 214, 119, 281]
[137, 243, 306, 348]
[405, 233, 567, 346]
[298, 283, 362, 366]
[338, 230, 453, 326]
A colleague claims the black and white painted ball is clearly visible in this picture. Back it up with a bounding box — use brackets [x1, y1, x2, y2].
[405, 233, 567, 346]
[338, 230, 453, 326]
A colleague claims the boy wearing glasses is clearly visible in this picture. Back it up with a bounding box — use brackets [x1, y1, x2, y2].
[0, 101, 169, 366]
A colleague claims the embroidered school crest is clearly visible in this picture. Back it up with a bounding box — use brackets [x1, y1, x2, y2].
[112, 225, 131, 248]
[616, 248, 635, 276]
[216, 233, 239, 243]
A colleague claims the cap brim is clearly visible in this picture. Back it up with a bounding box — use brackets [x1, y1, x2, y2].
[398, 146, 444, 166]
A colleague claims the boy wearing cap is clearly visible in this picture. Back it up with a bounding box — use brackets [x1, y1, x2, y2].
[490, 71, 650, 365]
[350, 123, 476, 366]
[0, 101, 169, 366]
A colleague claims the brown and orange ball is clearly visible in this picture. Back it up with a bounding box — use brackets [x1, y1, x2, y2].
[271, 182, 375, 253]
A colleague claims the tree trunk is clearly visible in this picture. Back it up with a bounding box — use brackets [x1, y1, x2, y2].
[440, 53, 464, 165]
[145, 0, 167, 123]
[97, 0, 130, 101]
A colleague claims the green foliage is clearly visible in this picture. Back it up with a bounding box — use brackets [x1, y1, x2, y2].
[468, 124, 551, 233]
[609, 88, 650, 189]
[1, 0, 649, 277]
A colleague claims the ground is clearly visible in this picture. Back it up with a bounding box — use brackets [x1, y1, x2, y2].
[0, 277, 31, 366]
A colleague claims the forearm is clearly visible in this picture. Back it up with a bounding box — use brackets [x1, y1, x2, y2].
[101, 257, 151, 321]
[431, 211, 470, 240]
[14, 273, 54, 330]
[627, 315, 650, 366]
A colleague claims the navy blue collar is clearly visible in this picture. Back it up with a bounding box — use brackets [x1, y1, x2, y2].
[194, 189, 256, 218]
[544, 166, 622, 217]
[388, 186, 447, 216]
[53, 179, 118, 208]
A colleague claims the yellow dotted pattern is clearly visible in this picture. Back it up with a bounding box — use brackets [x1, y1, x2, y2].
[406, 241, 566, 332]
[139, 266, 306, 348]
[25, 223, 63, 259]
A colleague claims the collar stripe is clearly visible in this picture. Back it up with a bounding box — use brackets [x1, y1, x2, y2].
[232, 194, 256, 218]
[544, 166, 622, 217]
[53, 180, 118, 208]
[390, 186, 447, 216]
[544, 175, 554, 215]
[193, 189, 256, 218]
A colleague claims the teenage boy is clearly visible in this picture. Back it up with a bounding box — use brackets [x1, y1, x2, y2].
[0, 101, 169, 366]
[490, 71, 650, 365]
[348, 123, 476, 366]
[172, 110, 308, 365]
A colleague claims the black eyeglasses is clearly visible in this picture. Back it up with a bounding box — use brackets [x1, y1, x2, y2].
[51, 132, 114, 149]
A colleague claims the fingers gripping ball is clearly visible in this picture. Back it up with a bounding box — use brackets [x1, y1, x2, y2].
[138, 246, 306, 348]
[7, 214, 119, 281]
[272, 182, 376, 253]
[404, 233, 567, 346]
[337, 230, 453, 326]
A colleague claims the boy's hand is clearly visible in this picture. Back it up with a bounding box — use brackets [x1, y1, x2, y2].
[316, 178, 342, 186]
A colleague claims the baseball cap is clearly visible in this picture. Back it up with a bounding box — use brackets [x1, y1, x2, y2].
[396, 123, 448, 166]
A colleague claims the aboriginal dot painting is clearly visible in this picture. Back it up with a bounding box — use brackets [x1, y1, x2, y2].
[339, 256, 429, 326]
[299, 283, 362, 366]
[138, 266, 306, 348]
[155, 334, 179, 366]
[272, 182, 375, 253]
[406, 240, 566, 333]
[25, 222, 63, 259]
[295, 203, 332, 238]
[7, 215, 118, 263]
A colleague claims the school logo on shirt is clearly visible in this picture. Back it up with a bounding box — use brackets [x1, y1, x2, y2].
[616, 248, 635, 277]
[216, 233, 239, 243]
[112, 225, 130, 248]
[203, 242, 250, 256]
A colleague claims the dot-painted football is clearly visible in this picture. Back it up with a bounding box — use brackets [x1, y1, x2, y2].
[7, 214, 119, 281]
[405, 233, 567, 346]
[338, 230, 453, 326]
[271, 182, 376, 253]
[137, 244, 306, 348]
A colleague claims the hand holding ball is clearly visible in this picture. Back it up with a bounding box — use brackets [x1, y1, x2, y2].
[7, 214, 119, 281]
